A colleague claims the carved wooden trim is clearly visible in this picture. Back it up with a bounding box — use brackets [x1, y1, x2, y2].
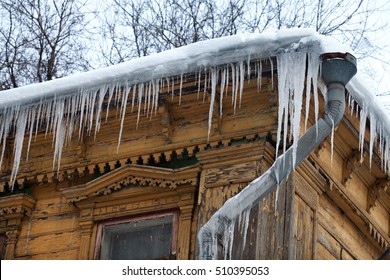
[0, 194, 36, 259]
[342, 149, 366, 185]
[78, 221, 94, 260]
[0, 194, 36, 220]
[4, 229, 19, 260]
[367, 178, 390, 213]
[61, 165, 199, 203]
[325, 178, 390, 249]
[62, 164, 198, 260]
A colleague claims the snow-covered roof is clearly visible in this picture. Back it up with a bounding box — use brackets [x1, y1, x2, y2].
[0, 28, 351, 107]
[0, 28, 388, 187]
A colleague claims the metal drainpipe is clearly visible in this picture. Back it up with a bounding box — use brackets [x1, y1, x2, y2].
[198, 52, 357, 260]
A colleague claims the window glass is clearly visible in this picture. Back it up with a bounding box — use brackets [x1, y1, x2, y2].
[100, 214, 174, 260]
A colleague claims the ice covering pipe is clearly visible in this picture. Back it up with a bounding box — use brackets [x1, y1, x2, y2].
[198, 52, 357, 260]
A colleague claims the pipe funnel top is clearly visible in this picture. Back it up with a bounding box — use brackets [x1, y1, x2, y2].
[320, 52, 357, 86]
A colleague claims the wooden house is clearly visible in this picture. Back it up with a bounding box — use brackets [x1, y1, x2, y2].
[0, 29, 389, 260]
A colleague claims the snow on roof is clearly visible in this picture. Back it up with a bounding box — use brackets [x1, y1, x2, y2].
[0, 28, 350, 107]
[0, 28, 387, 187]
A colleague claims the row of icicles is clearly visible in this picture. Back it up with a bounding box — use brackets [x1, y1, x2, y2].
[0, 57, 272, 188]
[0, 52, 387, 191]
[0, 50, 388, 258]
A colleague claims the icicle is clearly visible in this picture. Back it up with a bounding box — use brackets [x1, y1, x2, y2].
[273, 183, 280, 214]
[220, 67, 226, 118]
[0, 108, 12, 170]
[223, 218, 236, 260]
[10, 109, 28, 188]
[26, 107, 36, 161]
[165, 78, 170, 95]
[330, 118, 335, 166]
[369, 111, 377, 169]
[311, 54, 320, 137]
[151, 79, 160, 117]
[351, 99, 355, 117]
[105, 85, 115, 121]
[87, 90, 98, 136]
[379, 125, 384, 168]
[179, 74, 183, 105]
[131, 84, 137, 113]
[269, 58, 274, 89]
[146, 82, 151, 117]
[359, 106, 368, 159]
[234, 64, 239, 113]
[78, 92, 87, 139]
[386, 138, 390, 173]
[197, 69, 201, 100]
[228, 218, 236, 259]
[247, 55, 251, 82]
[239, 61, 245, 108]
[34, 100, 43, 140]
[94, 85, 107, 138]
[257, 60, 262, 93]
[230, 64, 235, 107]
[45, 100, 53, 137]
[225, 65, 229, 97]
[117, 84, 131, 152]
[241, 209, 250, 252]
[136, 83, 144, 129]
[275, 54, 288, 159]
[52, 97, 67, 173]
[203, 69, 208, 102]
[275, 52, 308, 168]
[207, 68, 217, 140]
[304, 54, 315, 129]
[171, 77, 175, 101]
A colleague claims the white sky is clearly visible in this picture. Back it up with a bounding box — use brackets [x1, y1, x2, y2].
[359, 0, 390, 104]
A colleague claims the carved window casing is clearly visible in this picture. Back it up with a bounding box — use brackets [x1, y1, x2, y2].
[0, 193, 36, 260]
[61, 165, 199, 260]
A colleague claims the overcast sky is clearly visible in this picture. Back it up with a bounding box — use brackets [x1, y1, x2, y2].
[360, 0, 390, 102]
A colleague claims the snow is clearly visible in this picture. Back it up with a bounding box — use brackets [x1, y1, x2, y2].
[0, 28, 387, 207]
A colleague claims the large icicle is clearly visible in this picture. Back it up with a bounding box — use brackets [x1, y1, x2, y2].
[275, 52, 319, 168]
[207, 68, 218, 140]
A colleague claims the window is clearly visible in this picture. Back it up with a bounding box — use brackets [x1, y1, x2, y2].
[96, 212, 178, 260]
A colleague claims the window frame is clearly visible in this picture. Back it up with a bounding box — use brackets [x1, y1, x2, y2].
[94, 210, 178, 260]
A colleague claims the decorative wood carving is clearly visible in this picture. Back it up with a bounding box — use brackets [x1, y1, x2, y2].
[325, 177, 390, 249]
[367, 178, 390, 213]
[0, 194, 36, 259]
[61, 165, 199, 203]
[60, 164, 198, 260]
[342, 149, 366, 185]
[369, 223, 389, 248]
